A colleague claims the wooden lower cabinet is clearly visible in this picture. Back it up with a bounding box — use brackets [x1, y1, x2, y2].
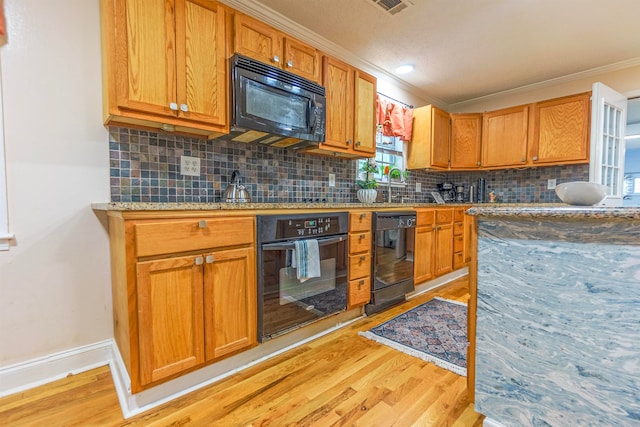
[109, 213, 257, 393]
[348, 211, 372, 308]
[137, 255, 205, 386]
[414, 209, 435, 284]
[434, 222, 454, 276]
[204, 246, 256, 361]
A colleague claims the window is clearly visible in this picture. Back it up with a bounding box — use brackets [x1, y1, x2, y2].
[357, 130, 407, 186]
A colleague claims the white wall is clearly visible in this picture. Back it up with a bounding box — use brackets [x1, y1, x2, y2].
[0, 0, 111, 367]
[449, 63, 640, 112]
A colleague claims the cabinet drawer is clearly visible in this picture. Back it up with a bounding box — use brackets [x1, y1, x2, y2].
[453, 222, 464, 236]
[348, 277, 370, 307]
[453, 251, 465, 269]
[435, 209, 453, 224]
[349, 232, 371, 254]
[454, 208, 465, 222]
[349, 253, 371, 280]
[416, 209, 435, 227]
[135, 217, 255, 257]
[453, 235, 464, 253]
[350, 211, 372, 232]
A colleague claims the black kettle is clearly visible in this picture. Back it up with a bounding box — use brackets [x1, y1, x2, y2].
[223, 170, 251, 203]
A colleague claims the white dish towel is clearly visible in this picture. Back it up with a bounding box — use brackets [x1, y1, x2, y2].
[292, 239, 321, 282]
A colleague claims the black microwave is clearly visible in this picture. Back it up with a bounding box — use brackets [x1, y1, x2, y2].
[229, 54, 326, 148]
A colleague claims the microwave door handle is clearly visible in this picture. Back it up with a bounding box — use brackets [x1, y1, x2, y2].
[309, 100, 318, 132]
[261, 235, 345, 251]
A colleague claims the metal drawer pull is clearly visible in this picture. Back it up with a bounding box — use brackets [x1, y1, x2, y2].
[360, 234, 366, 239]
[169, 102, 178, 111]
[360, 255, 366, 261]
[180, 103, 188, 112]
[206, 255, 214, 264]
[198, 220, 206, 228]
[273, 55, 280, 63]
[360, 213, 366, 219]
[359, 279, 365, 286]
[287, 60, 293, 67]
[195, 256, 204, 265]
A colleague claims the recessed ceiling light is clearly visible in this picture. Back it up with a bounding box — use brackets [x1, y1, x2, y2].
[395, 64, 414, 74]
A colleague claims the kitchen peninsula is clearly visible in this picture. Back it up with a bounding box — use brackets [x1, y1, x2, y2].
[467, 205, 640, 426]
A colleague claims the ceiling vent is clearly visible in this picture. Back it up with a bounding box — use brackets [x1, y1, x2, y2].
[370, 0, 413, 15]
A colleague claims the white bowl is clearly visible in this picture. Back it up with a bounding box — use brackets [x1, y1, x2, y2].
[555, 181, 608, 206]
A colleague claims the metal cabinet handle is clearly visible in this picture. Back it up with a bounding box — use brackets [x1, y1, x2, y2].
[195, 256, 204, 265]
[273, 55, 280, 63]
[521, 157, 526, 162]
[359, 279, 365, 287]
[355, 141, 361, 147]
[180, 104, 188, 112]
[532, 156, 538, 161]
[360, 255, 366, 261]
[169, 102, 178, 111]
[286, 60, 293, 67]
[346, 139, 352, 146]
[360, 213, 366, 219]
[198, 220, 207, 228]
[206, 255, 214, 264]
[360, 234, 366, 239]
[477, 161, 481, 166]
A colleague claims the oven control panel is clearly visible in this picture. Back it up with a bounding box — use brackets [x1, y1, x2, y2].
[277, 215, 341, 238]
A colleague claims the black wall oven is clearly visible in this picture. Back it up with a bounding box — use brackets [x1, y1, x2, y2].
[256, 212, 349, 342]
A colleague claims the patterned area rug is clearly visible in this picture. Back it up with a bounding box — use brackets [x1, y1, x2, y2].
[359, 297, 468, 376]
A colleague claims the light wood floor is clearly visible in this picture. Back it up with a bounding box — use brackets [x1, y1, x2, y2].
[0, 276, 483, 426]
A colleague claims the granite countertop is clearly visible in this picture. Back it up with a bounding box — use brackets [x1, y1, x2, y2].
[467, 204, 640, 220]
[91, 202, 640, 219]
[91, 201, 459, 211]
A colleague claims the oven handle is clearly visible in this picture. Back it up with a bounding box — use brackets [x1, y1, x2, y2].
[261, 235, 346, 251]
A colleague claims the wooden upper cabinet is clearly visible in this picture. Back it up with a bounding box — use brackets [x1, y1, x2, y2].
[450, 113, 482, 169]
[306, 56, 375, 158]
[233, 13, 321, 83]
[353, 70, 377, 155]
[482, 105, 529, 169]
[323, 56, 354, 150]
[101, 0, 228, 137]
[528, 91, 591, 166]
[407, 105, 450, 170]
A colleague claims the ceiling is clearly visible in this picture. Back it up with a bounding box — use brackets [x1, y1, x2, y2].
[225, 0, 640, 109]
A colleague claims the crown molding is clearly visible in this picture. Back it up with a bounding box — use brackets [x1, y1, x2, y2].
[219, 0, 445, 108]
[449, 57, 640, 110]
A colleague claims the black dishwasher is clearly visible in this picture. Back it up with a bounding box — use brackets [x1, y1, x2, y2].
[366, 211, 417, 315]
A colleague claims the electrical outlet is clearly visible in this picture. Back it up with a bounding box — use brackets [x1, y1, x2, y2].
[415, 182, 421, 192]
[180, 156, 200, 177]
[329, 173, 336, 187]
[547, 178, 556, 190]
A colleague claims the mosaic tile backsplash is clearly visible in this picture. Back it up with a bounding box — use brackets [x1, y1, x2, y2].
[109, 127, 589, 204]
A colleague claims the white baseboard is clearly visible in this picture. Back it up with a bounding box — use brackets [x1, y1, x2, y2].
[0, 340, 113, 398]
[409, 267, 468, 299]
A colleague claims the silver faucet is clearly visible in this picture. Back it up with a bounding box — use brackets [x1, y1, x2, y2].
[387, 167, 403, 203]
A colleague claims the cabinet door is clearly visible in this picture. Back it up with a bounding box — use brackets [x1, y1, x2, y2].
[407, 105, 450, 169]
[414, 225, 435, 284]
[451, 113, 482, 169]
[113, 0, 177, 117]
[137, 255, 204, 386]
[283, 37, 321, 83]
[323, 56, 354, 150]
[204, 247, 257, 361]
[233, 13, 282, 66]
[431, 106, 452, 168]
[175, 0, 226, 126]
[529, 92, 590, 165]
[353, 70, 377, 156]
[482, 105, 529, 168]
[434, 224, 453, 276]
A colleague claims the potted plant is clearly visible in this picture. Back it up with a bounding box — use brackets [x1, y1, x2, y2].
[356, 159, 379, 203]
